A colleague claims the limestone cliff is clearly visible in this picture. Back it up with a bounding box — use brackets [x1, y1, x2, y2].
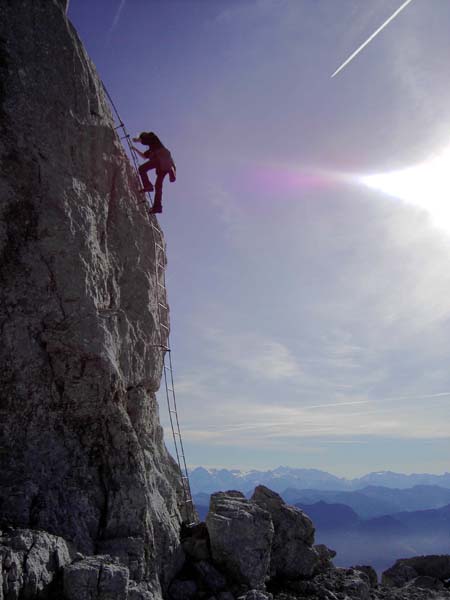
[0, 0, 182, 594]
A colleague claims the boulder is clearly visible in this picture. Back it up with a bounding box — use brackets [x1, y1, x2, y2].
[382, 555, 450, 587]
[63, 555, 129, 600]
[0, 528, 74, 599]
[406, 575, 444, 590]
[251, 485, 320, 579]
[315, 544, 336, 573]
[128, 582, 159, 600]
[352, 565, 377, 588]
[206, 491, 274, 589]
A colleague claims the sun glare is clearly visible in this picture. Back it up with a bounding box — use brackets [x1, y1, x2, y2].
[360, 147, 450, 234]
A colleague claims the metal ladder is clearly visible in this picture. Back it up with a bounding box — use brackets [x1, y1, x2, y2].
[101, 82, 196, 526]
[151, 223, 196, 526]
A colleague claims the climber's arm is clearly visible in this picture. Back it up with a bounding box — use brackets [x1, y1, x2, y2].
[132, 146, 147, 159]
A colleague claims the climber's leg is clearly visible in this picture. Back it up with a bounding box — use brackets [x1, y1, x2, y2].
[138, 159, 157, 192]
[152, 171, 168, 212]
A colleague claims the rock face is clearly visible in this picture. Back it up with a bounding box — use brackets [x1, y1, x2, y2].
[251, 485, 320, 580]
[0, 529, 74, 599]
[382, 555, 450, 588]
[206, 491, 274, 589]
[64, 556, 130, 600]
[0, 0, 183, 595]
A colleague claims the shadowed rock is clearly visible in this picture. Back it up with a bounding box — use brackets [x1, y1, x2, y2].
[382, 555, 450, 587]
[206, 491, 274, 589]
[63, 555, 129, 600]
[0, 528, 74, 599]
[251, 485, 320, 579]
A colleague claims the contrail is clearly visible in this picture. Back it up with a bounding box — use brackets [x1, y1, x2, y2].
[108, 0, 126, 37]
[331, 0, 414, 78]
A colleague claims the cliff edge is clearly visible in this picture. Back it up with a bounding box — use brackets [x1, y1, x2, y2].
[0, 0, 182, 596]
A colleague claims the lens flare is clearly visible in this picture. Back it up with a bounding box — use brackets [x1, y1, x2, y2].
[361, 147, 450, 233]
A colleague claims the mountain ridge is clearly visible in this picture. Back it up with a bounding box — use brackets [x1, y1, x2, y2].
[190, 465, 450, 494]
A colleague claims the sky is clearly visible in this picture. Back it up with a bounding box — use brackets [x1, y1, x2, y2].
[68, 0, 450, 477]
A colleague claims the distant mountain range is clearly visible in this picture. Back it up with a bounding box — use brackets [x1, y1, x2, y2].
[191, 466, 450, 571]
[189, 466, 450, 495]
[283, 485, 450, 518]
[296, 501, 450, 574]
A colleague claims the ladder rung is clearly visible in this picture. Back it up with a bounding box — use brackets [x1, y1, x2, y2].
[157, 282, 166, 289]
[183, 499, 193, 504]
[155, 243, 164, 251]
[173, 431, 180, 436]
[159, 302, 168, 310]
[157, 263, 165, 270]
[167, 387, 174, 392]
[169, 409, 177, 414]
[164, 365, 173, 371]
[151, 344, 170, 351]
[160, 323, 169, 329]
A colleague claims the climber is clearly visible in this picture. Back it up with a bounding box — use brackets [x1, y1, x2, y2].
[132, 131, 176, 214]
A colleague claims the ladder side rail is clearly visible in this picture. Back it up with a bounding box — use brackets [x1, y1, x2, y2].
[166, 349, 195, 514]
[102, 80, 195, 524]
[154, 238, 193, 516]
[102, 81, 153, 206]
[163, 361, 185, 469]
[154, 243, 194, 523]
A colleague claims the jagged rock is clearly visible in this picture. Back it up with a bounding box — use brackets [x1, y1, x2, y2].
[314, 545, 336, 573]
[238, 591, 273, 600]
[63, 555, 129, 599]
[382, 562, 418, 587]
[310, 568, 370, 600]
[0, 0, 184, 595]
[128, 582, 159, 600]
[251, 485, 320, 579]
[382, 555, 450, 587]
[206, 491, 274, 589]
[406, 576, 444, 590]
[168, 578, 198, 600]
[0, 528, 74, 599]
[351, 565, 377, 588]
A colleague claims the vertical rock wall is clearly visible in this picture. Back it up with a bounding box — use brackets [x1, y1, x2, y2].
[0, 0, 181, 592]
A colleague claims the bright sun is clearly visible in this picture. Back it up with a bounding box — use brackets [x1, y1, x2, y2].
[360, 146, 450, 234]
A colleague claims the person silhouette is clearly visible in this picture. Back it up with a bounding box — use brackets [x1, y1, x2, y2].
[132, 131, 176, 214]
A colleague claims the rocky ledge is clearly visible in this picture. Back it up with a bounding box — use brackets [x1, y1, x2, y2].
[168, 487, 450, 600]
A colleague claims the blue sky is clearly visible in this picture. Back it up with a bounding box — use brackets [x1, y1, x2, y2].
[68, 0, 450, 477]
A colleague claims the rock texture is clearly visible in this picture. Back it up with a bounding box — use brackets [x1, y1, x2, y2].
[206, 491, 274, 589]
[64, 555, 130, 600]
[0, 0, 183, 596]
[251, 485, 320, 580]
[0, 528, 74, 599]
[382, 555, 450, 587]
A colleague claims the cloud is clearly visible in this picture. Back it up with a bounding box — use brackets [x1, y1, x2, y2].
[203, 328, 302, 382]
